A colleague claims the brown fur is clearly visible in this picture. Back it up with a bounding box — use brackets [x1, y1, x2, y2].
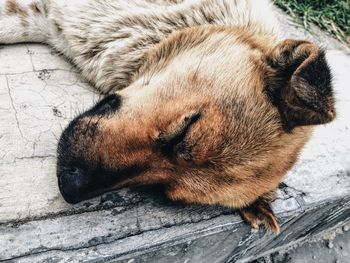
[0, 0, 335, 234]
[29, 2, 40, 14]
[57, 26, 335, 233]
[5, 0, 29, 17]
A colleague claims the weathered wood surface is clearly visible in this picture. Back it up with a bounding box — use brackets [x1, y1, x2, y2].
[0, 9, 349, 263]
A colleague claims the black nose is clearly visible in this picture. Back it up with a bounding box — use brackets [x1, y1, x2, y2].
[57, 163, 117, 204]
[58, 166, 91, 204]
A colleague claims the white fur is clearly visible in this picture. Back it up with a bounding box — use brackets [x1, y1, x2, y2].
[0, 0, 280, 92]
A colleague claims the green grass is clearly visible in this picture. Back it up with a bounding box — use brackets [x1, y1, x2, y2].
[274, 0, 350, 45]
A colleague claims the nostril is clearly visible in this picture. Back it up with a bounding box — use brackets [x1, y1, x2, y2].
[58, 166, 89, 204]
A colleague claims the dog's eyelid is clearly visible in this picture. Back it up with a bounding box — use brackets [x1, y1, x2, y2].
[157, 111, 201, 145]
[87, 94, 122, 116]
[156, 111, 201, 157]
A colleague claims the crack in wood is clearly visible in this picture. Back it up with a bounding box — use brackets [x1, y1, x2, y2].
[4, 75, 25, 139]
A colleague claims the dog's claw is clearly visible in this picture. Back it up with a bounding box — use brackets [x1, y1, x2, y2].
[240, 200, 280, 234]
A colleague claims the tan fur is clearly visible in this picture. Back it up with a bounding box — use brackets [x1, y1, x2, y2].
[56, 24, 334, 233]
[5, 0, 27, 16]
[1, 0, 335, 233]
[63, 27, 316, 210]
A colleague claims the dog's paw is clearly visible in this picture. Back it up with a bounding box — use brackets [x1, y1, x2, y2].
[239, 199, 280, 234]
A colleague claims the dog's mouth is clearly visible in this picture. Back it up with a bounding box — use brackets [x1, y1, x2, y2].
[57, 154, 148, 203]
[57, 165, 106, 204]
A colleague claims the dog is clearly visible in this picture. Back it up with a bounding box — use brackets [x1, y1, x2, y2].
[0, 0, 336, 233]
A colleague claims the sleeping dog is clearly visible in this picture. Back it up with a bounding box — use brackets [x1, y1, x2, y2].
[0, 0, 335, 233]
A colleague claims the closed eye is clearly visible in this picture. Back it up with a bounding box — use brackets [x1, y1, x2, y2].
[87, 94, 122, 116]
[157, 111, 201, 157]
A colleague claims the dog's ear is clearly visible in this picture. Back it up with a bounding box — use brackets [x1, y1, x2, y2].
[266, 39, 335, 129]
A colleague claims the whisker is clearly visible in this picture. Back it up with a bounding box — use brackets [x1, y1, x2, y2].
[92, 115, 104, 137]
[51, 130, 60, 141]
[84, 116, 93, 135]
[194, 52, 206, 77]
[58, 121, 64, 133]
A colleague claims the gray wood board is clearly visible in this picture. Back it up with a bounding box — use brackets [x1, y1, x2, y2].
[1, 195, 349, 262]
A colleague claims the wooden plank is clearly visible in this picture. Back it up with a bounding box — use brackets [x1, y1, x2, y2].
[0, 49, 100, 223]
[1, 196, 348, 262]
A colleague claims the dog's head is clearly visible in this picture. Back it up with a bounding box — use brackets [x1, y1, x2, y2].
[57, 27, 335, 205]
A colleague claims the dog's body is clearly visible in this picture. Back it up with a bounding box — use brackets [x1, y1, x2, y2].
[0, 0, 335, 233]
[1, 0, 280, 93]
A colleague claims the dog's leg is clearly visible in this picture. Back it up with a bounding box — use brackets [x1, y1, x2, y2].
[0, 0, 51, 44]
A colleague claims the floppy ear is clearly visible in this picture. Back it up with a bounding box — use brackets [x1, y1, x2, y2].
[266, 39, 335, 129]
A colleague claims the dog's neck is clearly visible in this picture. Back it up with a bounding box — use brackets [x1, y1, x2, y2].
[70, 0, 280, 93]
